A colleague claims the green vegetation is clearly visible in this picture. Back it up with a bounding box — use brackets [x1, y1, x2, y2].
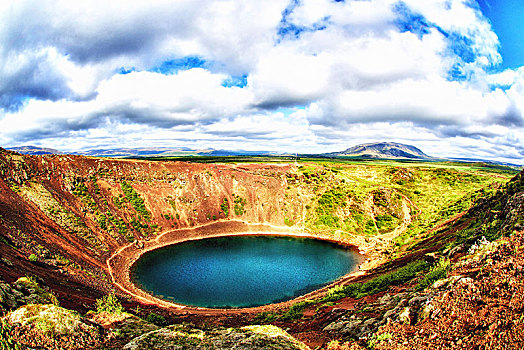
[90, 175, 100, 195]
[368, 332, 392, 349]
[16, 276, 59, 306]
[220, 198, 230, 217]
[9, 304, 97, 338]
[417, 258, 450, 291]
[95, 292, 123, 315]
[121, 181, 151, 221]
[253, 311, 279, 324]
[285, 159, 513, 251]
[72, 181, 88, 197]
[233, 195, 247, 216]
[28, 253, 38, 262]
[113, 195, 124, 208]
[168, 198, 177, 211]
[23, 181, 106, 252]
[322, 260, 428, 302]
[375, 214, 397, 233]
[145, 312, 166, 325]
[315, 186, 350, 229]
[279, 300, 316, 321]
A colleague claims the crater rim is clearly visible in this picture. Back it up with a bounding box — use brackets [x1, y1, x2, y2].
[107, 220, 367, 313]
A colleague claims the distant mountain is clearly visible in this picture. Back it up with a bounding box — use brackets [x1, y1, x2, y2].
[78, 148, 280, 158]
[7, 146, 62, 155]
[5, 146, 281, 158]
[77, 147, 201, 157]
[448, 157, 522, 169]
[326, 142, 432, 160]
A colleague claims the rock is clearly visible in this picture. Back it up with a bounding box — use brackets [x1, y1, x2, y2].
[418, 302, 435, 321]
[398, 307, 411, 325]
[90, 312, 159, 342]
[8, 304, 103, 350]
[408, 296, 427, 306]
[0, 277, 58, 313]
[323, 321, 347, 332]
[362, 317, 378, 328]
[1, 257, 13, 267]
[379, 293, 392, 305]
[123, 324, 309, 350]
[424, 253, 439, 264]
[446, 244, 466, 258]
[341, 319, 364, 337]
[383, 309, 396, 320]
[431, 275, 462, 290]
[456, 277, 476, 290]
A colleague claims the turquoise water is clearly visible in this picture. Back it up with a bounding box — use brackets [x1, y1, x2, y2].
[131, 235, 360, 308]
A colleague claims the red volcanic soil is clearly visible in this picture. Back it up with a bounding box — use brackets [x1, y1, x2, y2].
[0, 149, 297, 311]
[3, 148, 520, 349]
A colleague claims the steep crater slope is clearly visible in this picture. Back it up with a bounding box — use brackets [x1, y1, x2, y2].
[0, 148, 520, 349]
[286, 170, 524, 349]
[0, 149, 300, 308]
[0, 149, 512, 313]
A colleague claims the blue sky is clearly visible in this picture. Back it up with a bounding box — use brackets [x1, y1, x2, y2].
[0, 0, 523, 163]
[477, 0, 524, 69]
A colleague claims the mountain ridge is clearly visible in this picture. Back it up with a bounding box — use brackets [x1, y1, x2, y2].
[5, 143, 521, 168]
[326, 141, 432, 159]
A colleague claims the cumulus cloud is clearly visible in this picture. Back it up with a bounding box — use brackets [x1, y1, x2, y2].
[0, 0, 523, 163]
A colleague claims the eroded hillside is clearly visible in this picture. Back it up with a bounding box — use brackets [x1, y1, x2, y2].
[0, 148, 520, 349]
[0, 149, 512, 306]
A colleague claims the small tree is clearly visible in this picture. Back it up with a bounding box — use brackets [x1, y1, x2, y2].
[95, 292, 123, 315]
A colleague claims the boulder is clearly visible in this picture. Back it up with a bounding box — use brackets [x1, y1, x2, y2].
[8, 304, 103, 350]
[123, 324, 310, 350]
[398, 307, 411, 325]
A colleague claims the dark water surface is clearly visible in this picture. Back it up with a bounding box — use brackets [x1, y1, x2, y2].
[131, 235, 360, 308]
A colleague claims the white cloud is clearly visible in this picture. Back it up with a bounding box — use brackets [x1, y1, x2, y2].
[0, 0, 523, 163]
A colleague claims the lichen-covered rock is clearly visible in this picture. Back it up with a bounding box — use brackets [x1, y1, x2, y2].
[123, 324, 310, 350]
[397, 307, 411, 325]
[0, 277, 58, 314]
[8, 304, 103, 350]
[418, 302, 435, 321]
[89, 311, 160, 345]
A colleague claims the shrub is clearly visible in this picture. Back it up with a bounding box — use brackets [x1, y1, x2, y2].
[284, 217, 295, 226]
[121, 181, 151, 221]
[233, 197, 247, 216]
[364, 219, 377, 235]
[220, 198, 229, 217]
[416, 258, 450, 291]
[375, 214, 400, 233]
[368, 332, 392, 349]
[95, 292, 123, 315]
[279, 300, 315, 320]
[253, 311, 278, 324]
[28, 254, 38, 262]
[145, 312, 165, 325]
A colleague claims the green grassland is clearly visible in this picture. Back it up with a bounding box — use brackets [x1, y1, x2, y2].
[283, 158, 516, 251]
